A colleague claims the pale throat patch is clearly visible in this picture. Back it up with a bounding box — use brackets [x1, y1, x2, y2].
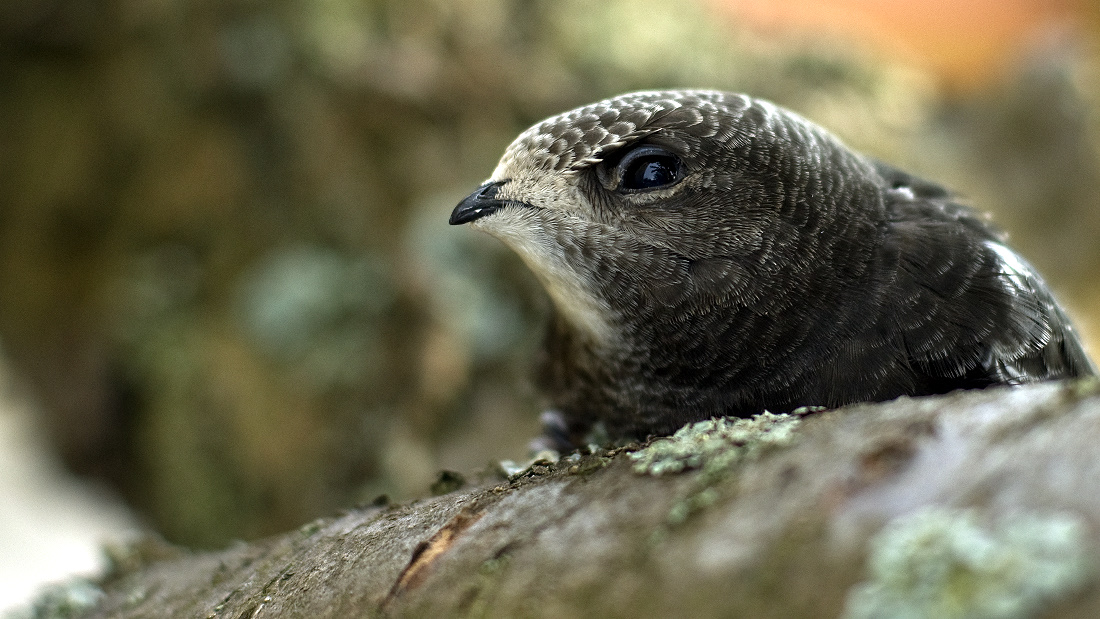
[476, 208, 615, 345]
[472, 169, 616, 346]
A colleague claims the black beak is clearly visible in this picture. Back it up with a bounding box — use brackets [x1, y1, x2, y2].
[450, 181, 508, 225]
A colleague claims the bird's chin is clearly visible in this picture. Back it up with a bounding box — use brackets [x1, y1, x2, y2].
[475, 212, 616, 346]
[469, 202, 547, 239]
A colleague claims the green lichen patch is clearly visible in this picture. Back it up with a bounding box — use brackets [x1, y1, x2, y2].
[496, 450, 561, 481]
[844, 508, 1093, 619]
[630, 412, 802, 476]
[631, 413, 804, 532]
[12, 579, 105, 619]
[298, 518, 325, 537]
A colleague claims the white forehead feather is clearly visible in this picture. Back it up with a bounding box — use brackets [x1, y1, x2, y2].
[494, 90, 760, 175]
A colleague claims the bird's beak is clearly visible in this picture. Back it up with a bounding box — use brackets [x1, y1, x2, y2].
[450, 181, 509, 225]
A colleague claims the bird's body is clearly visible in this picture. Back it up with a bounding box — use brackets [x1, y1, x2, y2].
[450, 90, 1096, 446]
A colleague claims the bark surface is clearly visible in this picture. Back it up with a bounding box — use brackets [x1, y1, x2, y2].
[81, 381, 1100, 618]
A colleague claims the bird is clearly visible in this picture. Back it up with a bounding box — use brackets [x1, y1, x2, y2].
[449, 90, 1097, 448]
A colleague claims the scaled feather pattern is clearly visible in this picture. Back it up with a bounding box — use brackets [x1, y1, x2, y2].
[451, 90, 1097, 445]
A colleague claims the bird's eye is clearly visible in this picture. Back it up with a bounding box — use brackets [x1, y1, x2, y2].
[617, 146, 683, 191]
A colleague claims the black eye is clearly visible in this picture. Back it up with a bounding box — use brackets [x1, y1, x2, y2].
[617, 146, 682, 191]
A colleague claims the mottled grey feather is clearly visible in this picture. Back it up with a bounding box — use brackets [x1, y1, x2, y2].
[452, 90, 1097, 445]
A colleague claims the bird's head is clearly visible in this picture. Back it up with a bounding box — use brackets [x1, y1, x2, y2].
[451, 90, 884, 347]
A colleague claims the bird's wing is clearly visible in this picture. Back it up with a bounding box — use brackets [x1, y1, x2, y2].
[877, 162, 1097, 389]
[976, 240, 1096, 381]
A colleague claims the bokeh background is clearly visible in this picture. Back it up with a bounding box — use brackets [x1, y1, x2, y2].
[0, 0, 1098, 593]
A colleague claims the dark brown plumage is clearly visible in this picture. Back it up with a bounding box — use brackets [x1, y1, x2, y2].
[450, 90, 1097, 447]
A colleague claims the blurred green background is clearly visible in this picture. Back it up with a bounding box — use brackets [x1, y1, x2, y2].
[0, 0, 1097, 548]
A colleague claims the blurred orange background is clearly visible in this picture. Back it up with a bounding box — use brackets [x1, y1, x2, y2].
[711, 0, 1093, 90]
